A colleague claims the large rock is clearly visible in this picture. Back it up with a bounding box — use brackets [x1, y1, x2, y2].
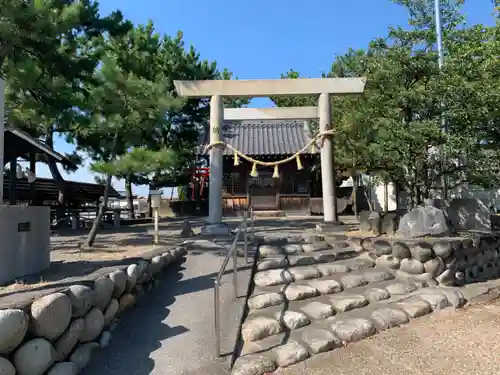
[299, 328, 341, 354]
[241, 317, 283, 342]
[79, 308, 104, 343]
[92, 277, 114, 311]
[0, 309, 29, 354]
[0, 357, 16, 375]
[258, 245, 284, 257]
[330, 318, 375, 342]
[118, 293, 136, 313]
[307, 279, 343, 294]
[385, 282, 417, 296]
[370, 308, 409, 331]
[109, 270, 127, 299]
[400, 258, 425, 275]
[364, 288, 390, 302]
[54, 318, 84, 361]
[273, 341, 309, 367]
[288, 266, 321, 281]
[13, 338, 56, 375]
[396, 206, 451, 238]
[282, 284, 318, 301]
[372, 240, 392, 256]
[231, 354, 277, 375]
[393, 297, 431, 318]
[66, 285, 93, 318]
[275, 311, 310, 329]
[448, 198, 491, 232]
[30, 293, 72, 341]
[125, 264, 141, 293]
[257, 257, 288, 271]
[283, 244, 303, 254]
[247, 293, 284, 310]
[376, 255, 401, 270]
[340, 274, 367, 289]
[316, 263, 350, 276]
[254, 269, 294, 287]
[150, 256, 164, 275]
[103, 299, 119, 325]
[424, 257, 445, 277]
[329, 294, 368, 312]
[300, 301, 335, 320]
[99, 331, 112, 347]
[46, 362, 79, 375]
[69, 342, 100, 370]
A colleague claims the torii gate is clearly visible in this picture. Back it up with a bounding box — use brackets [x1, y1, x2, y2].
[174, 78, 366, 234]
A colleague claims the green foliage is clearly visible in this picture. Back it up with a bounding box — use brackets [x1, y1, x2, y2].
[273, 0, 500, 205]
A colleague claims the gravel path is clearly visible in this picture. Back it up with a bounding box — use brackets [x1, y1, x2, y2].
[276, 300, 500, 375]
[82, 246, 252, 375]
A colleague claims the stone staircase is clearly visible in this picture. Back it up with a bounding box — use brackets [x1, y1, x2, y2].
[231, 233, 469, 375]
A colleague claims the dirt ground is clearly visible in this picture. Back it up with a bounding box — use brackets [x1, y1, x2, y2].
[276, 299, 500, 375]
[0, 218, 200, 295]
[0, 215, 357, 295]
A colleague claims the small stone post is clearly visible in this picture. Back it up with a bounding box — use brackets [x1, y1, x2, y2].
[71, 211, 78, 230]
[318, 93, 338, 223]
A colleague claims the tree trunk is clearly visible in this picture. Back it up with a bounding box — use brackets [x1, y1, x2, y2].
[147, 186, 153, 218]
[363, 188, 373, 211]
[364, 175, 374, 211]
[125, 176, 134, 219]
[29, 153, 36, 205]
[383, 181, 389, 213]
[9, 158, 17, 205]
[46, 130, 67, 220]
[83, 131, 119, 248]
[352, 172, 358, 218]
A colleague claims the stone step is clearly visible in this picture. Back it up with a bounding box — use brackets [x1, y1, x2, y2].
[231, 234, 472, 375]
[252, 210, 286, 217]
[233, 284, 466, 375]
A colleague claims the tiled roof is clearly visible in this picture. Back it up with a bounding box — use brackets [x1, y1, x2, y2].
[203, 120, 319, 156]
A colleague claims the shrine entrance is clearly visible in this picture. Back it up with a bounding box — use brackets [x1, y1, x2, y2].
[249, 172, 279, 210]
[173, 77, 367, 233]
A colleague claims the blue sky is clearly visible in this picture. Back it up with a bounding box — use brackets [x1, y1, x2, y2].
[33, 0, 497, 196]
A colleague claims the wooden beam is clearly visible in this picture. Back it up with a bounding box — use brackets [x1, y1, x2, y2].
[174, 77, 366, 98]
[223, 106, 319, 120]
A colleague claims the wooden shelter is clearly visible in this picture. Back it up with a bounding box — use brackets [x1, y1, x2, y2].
[202, 120, 319, 215]
[3, 127, 121, 207]
[3, 176, 121, 207]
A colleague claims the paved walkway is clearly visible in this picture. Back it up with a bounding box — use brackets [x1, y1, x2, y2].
[82, 243, 252, 375]
[276, 300, 500, 375]
[79, 216, 327, 375]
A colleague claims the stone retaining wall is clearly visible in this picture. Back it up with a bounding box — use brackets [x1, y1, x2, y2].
[231, 232, 469, 375]
[0, 246, 187, 375]
[363, 233, 500, 287]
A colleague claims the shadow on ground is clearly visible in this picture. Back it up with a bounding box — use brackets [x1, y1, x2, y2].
[81, 257, 245, 375]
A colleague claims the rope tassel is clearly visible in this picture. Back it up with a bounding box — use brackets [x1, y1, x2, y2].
[250, 163, 258, 177]
[233, 151, 240, 166]
[296, 155, 303, 170]
[310, 143, 317, 154]
[272, 165, 280, 179]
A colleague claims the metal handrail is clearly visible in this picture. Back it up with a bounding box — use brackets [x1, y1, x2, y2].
[214, 206, 254, 357]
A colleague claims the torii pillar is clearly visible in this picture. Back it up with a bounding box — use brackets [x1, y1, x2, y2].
[174, 78, 366, 234]
[0, 79, 4, 204]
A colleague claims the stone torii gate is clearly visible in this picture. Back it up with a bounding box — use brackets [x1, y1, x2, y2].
[174, 78, 366, 234]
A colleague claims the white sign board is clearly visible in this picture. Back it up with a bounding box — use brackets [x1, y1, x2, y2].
[150, 190, 161, 208]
